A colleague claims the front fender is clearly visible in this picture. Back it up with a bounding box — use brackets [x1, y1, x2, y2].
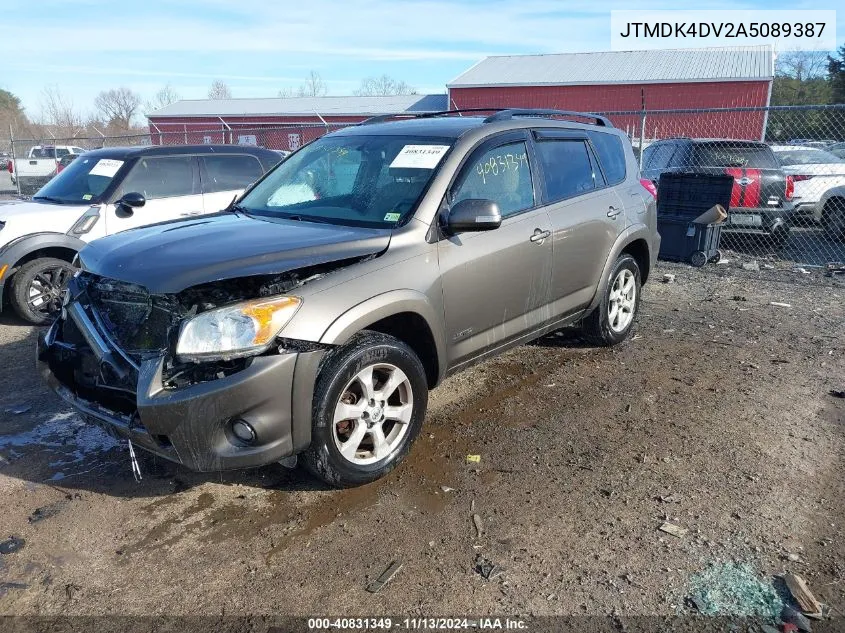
[319, 289, 448, 382]
[584, 224, 658, 314]
[0, 232, 86, 310]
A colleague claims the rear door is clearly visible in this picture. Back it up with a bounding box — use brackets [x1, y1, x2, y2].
[199, 153, 265, 213]
[532, 129, 626, 315]
[104, 155, 202, 233]
[437, 132, 553, 367]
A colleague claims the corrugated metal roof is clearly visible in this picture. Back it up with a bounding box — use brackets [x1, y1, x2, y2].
[448, 46, 773, 87]
[148, 94, 448, 118]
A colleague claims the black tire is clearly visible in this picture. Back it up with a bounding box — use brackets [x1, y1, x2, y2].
[9, 257, 75, 325]
[710, 250, 722, 264]
[689, 251, 708, 267]
[580, 253, 641, 347]
[301, 331, 428, 488]
[822, 199, 845, 242]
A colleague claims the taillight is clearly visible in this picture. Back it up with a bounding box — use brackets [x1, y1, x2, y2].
[785, 175, 794, 201]
[6, 160, 12, 173]
[639, 178, 657, 198]
[792, 174, 814, 182]
[56, 163, 65, 174]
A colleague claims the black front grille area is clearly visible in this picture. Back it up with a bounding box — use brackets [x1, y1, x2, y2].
[79, 272, 185, 357]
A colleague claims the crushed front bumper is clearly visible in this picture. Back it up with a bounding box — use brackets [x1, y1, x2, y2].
[37, 297, 323, 471]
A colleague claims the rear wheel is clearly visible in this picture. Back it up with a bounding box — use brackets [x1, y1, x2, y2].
[9, 257, 75, 325]
[301, 331, 428, 487]
[690, 251, 708, 267]
[822, 199, 845, 242]
[580, 254, 641, 347]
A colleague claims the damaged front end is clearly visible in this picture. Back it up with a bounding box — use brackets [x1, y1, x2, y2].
[36, 265, 345, 472]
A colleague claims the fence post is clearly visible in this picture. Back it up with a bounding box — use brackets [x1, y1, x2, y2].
[638, 89, 647, 170]
[184, 124, 188, 144]
[9, 124, 20, 197]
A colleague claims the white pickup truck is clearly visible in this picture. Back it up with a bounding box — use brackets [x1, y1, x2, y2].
[7, 145, 87, 194]
[0, 144, 281, 323]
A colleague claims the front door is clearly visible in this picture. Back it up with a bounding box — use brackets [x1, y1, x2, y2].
[437, 134, 554, 368]
[104, 155, 203, 234]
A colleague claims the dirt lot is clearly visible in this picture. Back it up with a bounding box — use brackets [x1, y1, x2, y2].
[0, 262, 843, 624]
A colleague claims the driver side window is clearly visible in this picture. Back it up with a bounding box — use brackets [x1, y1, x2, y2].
[452, 141, 534, 218]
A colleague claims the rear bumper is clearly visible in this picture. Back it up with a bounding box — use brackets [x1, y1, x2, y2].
[723, 206, 792, 236]
[38, 308, 323, 471]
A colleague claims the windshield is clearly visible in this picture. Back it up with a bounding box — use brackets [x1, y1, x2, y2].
[239, 134, 452, 228]
[774, 148, 844, 166]
[691, 143, 778, 168]
[33, 155, 124, 204]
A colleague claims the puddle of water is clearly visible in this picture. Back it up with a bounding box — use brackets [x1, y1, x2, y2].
[0, 412, 120, 477]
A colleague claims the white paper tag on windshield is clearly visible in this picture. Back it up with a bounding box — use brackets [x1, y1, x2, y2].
[89, 159, 124, 178]
[389, 145, 449, 169]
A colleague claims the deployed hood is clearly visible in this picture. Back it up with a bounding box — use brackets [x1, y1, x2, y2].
[78, 213, 392, 293]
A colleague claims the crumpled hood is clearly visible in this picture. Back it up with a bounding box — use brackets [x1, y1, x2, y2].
[78, 213, 392, 293]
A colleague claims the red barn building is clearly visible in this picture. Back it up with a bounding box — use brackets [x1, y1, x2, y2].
[147, 94, 447, 149]
[448, 45, 774, 141]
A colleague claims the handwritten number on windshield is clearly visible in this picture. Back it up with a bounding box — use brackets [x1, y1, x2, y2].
[475, 153, 527, 185]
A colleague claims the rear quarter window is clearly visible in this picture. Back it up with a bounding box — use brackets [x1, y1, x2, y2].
[587, 131, 626, 185]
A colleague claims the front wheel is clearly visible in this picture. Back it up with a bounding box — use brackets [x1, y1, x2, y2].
[580, 254, 642, 347]
[301, 331, 428, 487]
[9, 257, 76, 325]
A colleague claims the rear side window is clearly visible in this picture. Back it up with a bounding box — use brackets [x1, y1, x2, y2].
[643, 143, 676, 170]
[587, 132, 626, 185]
[121, 156, 196, 200]
[200, 154, 264, 193]
[690, 143, 778, 169]
[535, 139, 599, 202]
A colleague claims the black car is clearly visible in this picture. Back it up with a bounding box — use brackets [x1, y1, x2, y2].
[641, 138, 795, 244]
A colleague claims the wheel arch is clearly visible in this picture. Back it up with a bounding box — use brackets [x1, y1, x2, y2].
[0, 233, 85, 310]
[585, 227, 654, 314]
[318, 290, 447, 388]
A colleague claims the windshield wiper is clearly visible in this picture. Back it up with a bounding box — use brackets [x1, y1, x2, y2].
[284, 214, 330, 224]
[32, 196, 69, 204]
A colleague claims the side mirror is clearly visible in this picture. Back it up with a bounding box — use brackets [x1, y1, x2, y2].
[117, 191, 145, 214]
[445, 198, 502, 234]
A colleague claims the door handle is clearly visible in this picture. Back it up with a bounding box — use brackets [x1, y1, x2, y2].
[607, 206, 622, 219]
[529, 228, 551, 243]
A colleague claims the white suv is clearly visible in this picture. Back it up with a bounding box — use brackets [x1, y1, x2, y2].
[0, 144, 280, 323]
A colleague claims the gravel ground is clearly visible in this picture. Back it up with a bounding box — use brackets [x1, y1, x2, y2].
[0, 262, 842, 625]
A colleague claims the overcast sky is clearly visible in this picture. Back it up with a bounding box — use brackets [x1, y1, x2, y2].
[3, 0, 843, 120]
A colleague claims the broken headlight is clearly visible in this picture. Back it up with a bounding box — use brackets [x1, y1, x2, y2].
[176, 296, 302, 361]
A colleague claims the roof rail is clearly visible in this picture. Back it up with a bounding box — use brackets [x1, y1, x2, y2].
[483, 109, 613, 127]
[359, 108, 508, 126]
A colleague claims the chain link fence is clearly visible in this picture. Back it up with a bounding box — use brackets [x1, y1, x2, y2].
[1, 106, 844, 281]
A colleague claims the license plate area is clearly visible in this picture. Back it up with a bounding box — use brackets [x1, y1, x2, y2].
[729, 213, 763, 227]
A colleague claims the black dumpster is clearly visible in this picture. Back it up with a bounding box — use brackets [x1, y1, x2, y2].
[656, 172, 733, 267]
[657, 217, 723, 267]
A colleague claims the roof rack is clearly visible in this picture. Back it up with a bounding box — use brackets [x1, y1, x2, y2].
[483, 109, 612, 127]
[359, 108, 613, 127]
[359, 108, 505, 126]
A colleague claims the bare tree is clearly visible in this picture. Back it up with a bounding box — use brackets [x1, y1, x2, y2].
[297, 71, 327, 98]
[277, 86, 296, 98]
[354, 75, 417, 96]
[94, 87, 142, 131]
[145, 83, 181, 113]
[40, 85, 83, 133]
[208, 80, 233, 100]
[776, 50, 829, 80]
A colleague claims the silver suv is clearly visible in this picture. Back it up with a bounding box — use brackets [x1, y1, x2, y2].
[39, 109, 660, 487]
